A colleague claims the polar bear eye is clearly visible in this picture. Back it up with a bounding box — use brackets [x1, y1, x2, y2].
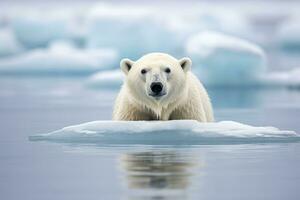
[165, 68, 171, 73]
[141, 69, 147, 74]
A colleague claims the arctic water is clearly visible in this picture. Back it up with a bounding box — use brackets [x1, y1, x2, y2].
[1, 77, 300, 200]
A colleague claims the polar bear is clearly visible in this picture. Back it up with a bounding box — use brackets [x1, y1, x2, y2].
[113, 53, 214, 122]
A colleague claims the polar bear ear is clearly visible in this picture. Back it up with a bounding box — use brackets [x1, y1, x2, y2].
[120, 58, 135, 75]
[179, 57, 192, 72]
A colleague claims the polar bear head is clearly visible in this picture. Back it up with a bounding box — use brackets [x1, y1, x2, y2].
[120, 53, 192, 107]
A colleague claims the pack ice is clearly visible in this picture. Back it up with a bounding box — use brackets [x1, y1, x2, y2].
[29, 120, 299, 145]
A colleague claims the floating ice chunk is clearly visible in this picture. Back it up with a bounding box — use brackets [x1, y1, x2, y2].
[29, 120, 299, 145]
[264, 68, 300, 88]
[277, 19, 300, 52]
[186, 31, 267, 86]
[0, 27, 23, 57]
[0, 41, 118, 75]
[86, 70, 123, 89]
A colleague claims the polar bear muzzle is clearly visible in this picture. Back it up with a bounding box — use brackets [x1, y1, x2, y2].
[149, 82, 165, 97]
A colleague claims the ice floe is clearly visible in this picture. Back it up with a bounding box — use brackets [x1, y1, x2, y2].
[29, 120, 299, 145]
[186, 31, 267, 87]
[0, 41, 118, 75]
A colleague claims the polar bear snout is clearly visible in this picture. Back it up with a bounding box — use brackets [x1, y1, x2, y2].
[149, 82, 166, 98]
[151, 82, 163, 93]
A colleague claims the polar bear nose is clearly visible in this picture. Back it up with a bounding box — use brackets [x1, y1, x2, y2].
[150, 82, 163, 94]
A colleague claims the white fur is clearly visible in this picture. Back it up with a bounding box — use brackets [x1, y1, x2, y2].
[113, 53, 214, 122]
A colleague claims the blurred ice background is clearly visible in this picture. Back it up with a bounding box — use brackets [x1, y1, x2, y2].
[1, 1, 300, 200]
[1, 0, 300, 85]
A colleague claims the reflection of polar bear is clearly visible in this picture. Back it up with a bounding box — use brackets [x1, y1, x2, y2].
[121, 151, 195, 191]
[113, 53, 214, 122]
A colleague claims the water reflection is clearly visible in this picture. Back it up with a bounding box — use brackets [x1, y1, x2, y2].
[120, 150, 199, 200]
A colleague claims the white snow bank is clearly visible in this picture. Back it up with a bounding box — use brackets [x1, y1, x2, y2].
[186, 31, 267, 87]
[29, 120, 299, 145]
[0, 27, 23, 57]
[277, 19, 300, 52]
[86, 70, 123, 89]
[0, 41, 118, 75]
[264, 68, 300, 88]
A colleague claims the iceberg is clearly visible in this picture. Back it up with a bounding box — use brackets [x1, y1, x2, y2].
[11, 10, 85, 48]
[166, 9, 252, 43]
[0, 27, 23, 57]
[185, 31, 267, 87]
[264, 68, 300, 88]
[1, 3, 253, 59]
[86, 70, 124, 89]
[85, 4, 252, 59]
[29, 120, 299, 145]
[85, 3, 179, 59]
[277, 19, 300, 52]
[0, 41, 118, 75]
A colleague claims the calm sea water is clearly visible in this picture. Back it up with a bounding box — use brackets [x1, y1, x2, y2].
[0, 77, 300, 200]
